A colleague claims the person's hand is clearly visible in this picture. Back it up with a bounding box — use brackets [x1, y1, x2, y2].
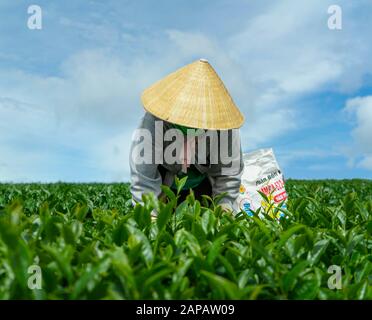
[150, 209, 158, 222]
[219, 203, 236, 217]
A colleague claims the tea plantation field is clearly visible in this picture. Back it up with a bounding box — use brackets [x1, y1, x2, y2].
[0, 179, 371, 299]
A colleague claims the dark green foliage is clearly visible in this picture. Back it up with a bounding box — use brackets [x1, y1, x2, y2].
[0, 180, 371, 299]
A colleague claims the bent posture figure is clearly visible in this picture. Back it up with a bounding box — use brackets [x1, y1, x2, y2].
[130, 59, 245, 214]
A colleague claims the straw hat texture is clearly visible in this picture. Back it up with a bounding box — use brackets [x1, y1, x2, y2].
[141, 59, 244, 130]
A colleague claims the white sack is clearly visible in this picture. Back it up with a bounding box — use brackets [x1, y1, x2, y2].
[235, 148, 287, 219]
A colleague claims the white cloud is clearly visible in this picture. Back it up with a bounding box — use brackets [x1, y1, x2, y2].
[228, 0, 372, 95]
[1, 0, 372, 181]
[221, 0, 372, 154]
[359, 156, 372, 170]
[344, 96, 372, 170]
[276, 148, 342, 170]
[0, 47, 192, 182]
[93, 131, 134, 182]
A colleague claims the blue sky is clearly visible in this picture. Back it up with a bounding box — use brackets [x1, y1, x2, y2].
[0, 0, 372, 182]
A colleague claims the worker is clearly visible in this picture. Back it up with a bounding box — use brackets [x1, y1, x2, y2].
[129, 58, 245, 217]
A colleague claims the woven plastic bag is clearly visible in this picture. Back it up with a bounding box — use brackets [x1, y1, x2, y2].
[235, 148, 287, 219]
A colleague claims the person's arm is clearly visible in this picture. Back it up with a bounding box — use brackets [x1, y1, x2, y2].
[207, 129, 243, 212]
[129, 112, 162, 205]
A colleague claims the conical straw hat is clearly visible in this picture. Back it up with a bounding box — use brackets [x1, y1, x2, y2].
[141, 59, 244, 130]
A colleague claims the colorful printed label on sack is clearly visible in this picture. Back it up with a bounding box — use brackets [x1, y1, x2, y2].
[235, 148, 287, 220]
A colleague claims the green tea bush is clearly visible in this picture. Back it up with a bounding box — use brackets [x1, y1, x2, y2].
[0, 179, 371, 299]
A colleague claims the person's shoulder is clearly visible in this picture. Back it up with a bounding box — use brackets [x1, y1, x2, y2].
[140, 112, 172, 133]
[144, 111, 164, 123]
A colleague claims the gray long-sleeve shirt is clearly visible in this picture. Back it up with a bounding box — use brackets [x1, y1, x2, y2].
[129, 112, 243, 211]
